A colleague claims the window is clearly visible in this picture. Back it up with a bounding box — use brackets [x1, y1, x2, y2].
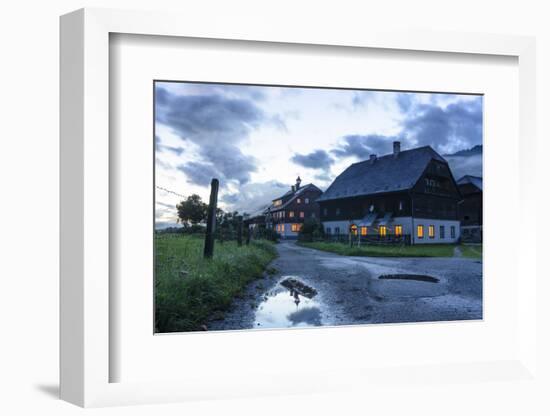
[297, 198, 301, 204]
[326, 227, 332, 234]
[305, 198, 309, 204]
[289, 211, 294, 218]
[299, 211, 305, 218]
[429, 225, 435, 238]
[291, 223, 301, 232]
[350, 224, 358, 235]
[395, 225, 403, 236]
[335, 227, 340, 235]
[311, 213, 316, 218]
[379, 225, 387, 236]
[451, 226, 456, 239]
[274, 200, 282, 206]
[336, 208, 341, 216]
[417, 225, 424, 239]
[440, 225, 445, 238]
[323, 208, 328, 216]
[399, 201, 403, 211]
[360, 226, 367, 236]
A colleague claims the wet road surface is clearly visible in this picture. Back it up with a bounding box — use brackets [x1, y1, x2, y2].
[208, 241, 482, 331]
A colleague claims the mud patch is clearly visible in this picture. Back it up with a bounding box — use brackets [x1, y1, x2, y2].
[379, 274, 439, 283]
[280, 277, 318, 298]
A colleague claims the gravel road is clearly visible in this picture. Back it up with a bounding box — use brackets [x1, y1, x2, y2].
[208, 241, 482, 331]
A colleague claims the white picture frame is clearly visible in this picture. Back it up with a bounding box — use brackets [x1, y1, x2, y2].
[60, 8, 538, 408]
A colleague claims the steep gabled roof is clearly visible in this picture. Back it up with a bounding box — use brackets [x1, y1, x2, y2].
[457, 175, 483, 191]
[317, 146, 447, 202]
[269, 183, 323, 210]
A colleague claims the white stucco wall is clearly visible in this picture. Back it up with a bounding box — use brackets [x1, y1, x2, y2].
[322, 217, 461, 244]
[275, 223, 300, 239]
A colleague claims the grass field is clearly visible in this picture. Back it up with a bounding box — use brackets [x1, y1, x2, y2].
[155, 234, 277, 333]
[298, 241, 458, 257]
[460, 244, 483, 259]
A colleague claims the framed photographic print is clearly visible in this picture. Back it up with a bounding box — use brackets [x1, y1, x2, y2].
[153, 81, 483, 334]
[60, 8, 539, 408]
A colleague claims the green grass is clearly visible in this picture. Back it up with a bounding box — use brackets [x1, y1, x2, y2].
[298, 241, 456, 257]
[460, 244, 483, 259]
[155, 234, 277, 333]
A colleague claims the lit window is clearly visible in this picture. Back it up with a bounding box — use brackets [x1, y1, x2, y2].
[350, 224, 358, 235]
[289, 211, 294, 218]
[360, 226, 367, 236]
[417, 225, 424, 239]
[297, 198, 301, 204]
[450, 226, 456, 239]
[291, 223, 301, 232]
[429, 225, 435, 238]
[395, 225, 403, 236]
[440, 225, 445, 238]
[274, 200, 282, 206]
[305, 198, 309, 204]
[379, 226, 387, 236]
[299, 211, 304, 218]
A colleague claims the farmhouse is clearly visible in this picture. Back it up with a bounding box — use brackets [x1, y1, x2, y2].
[265, 177, 323, 239]
[457, 175, 482, 243]
[317, 142, 462, 244]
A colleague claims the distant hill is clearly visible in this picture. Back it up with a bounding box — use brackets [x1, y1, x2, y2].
[444, 145, 482, 157]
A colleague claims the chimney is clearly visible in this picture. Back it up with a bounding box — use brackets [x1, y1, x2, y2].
[291, 185, 296, 192]
[393, 141, 401, 158]
[369, 154, 377, 164]
[295, 176, 302, 190]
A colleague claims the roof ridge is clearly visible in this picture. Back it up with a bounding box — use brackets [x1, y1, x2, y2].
[351, 145, 438, 167]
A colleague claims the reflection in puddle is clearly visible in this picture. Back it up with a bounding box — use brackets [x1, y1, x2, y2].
[254, 277, 323, 328]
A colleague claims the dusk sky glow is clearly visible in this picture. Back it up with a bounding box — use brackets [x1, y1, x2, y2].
[155, 82, 482, 228]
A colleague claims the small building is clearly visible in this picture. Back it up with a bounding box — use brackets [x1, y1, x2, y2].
[317, 142, 462, 244]
[265, 177, 323, 239]
[244, 205, 268, 233]
[457, 175, 482, 243]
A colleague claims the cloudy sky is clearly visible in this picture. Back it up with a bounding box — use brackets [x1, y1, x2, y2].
[155, 82, 483, 228]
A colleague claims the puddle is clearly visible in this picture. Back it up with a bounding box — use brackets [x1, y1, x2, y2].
[253, 277, 323, 329]
[378, 274, 439, 283]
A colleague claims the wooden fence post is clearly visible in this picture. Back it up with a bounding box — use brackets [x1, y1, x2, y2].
[245, 225, 251, 245]
[203, 178, 219, 258]
[237, 215, 243, 246]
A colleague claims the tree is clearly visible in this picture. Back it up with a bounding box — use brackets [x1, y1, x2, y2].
[298, 218, 324, 242]
[176, 194, 207, 226]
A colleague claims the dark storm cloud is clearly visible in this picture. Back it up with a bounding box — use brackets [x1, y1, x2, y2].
[177, 162, 220, 187]
[162, 145, 185, 156]
[332, 134, 399, 159]
[402, 99, 482, 153]
[155, 87, 271, 186]
[220, 180, 289, 213]
[156, 134, 185, 156]
[446, 154, 483, 180]
[314, 172, 333, 183]
[291, 150, 334, 170]
[396, 93, 414, 112]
